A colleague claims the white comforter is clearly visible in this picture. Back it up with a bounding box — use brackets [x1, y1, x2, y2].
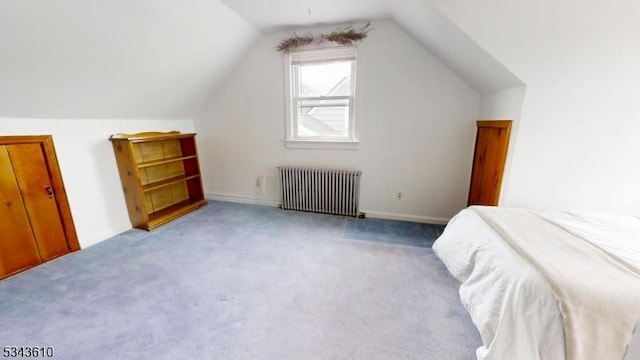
[433, 207, 640, 360]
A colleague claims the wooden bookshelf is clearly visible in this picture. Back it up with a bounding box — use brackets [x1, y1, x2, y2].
[110, 131, 207, 230]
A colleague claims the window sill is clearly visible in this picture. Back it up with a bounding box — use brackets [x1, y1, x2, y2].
[284, 139, 360, 150]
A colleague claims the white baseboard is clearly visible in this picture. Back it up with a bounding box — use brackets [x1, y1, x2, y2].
[206, 193, 450, 224]
[361, 210, 449, 225]
[206, 193, 280, 207]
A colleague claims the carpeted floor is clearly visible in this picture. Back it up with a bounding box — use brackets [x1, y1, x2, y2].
[0, 201, 481, 359]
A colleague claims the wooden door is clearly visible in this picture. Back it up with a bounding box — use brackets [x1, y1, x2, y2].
[0, 136, 80, 279]
[8, 144, 71, 260]
[0, 146, 42, 276]
[468, 120, 512, 206]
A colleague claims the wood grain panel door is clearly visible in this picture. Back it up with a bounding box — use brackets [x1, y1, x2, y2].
[468, 120, 512, 206]
[8, 143, 71, 261]
[0, 135, 80, 279]
[0, 146, 42, 276]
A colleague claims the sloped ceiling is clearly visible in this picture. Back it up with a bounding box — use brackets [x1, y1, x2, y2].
[391, 0, 523, 93]
[0, 0, 258, 119]
[223, 0, 524, 93]
[220, 0, 389, 31]
[0, 0, 522, 119]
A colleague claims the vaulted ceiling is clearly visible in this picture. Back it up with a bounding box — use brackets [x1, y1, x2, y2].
[0, 0, 522, 119]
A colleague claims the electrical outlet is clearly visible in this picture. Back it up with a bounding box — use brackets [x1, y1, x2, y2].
[397, 192, 403, 199]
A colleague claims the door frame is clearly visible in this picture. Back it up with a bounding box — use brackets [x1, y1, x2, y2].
[0, 135, 80, 251]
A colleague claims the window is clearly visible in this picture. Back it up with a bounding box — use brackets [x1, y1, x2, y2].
[285, 47, 358, 149]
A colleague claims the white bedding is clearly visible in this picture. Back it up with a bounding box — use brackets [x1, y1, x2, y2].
[433, 207, 640, 360]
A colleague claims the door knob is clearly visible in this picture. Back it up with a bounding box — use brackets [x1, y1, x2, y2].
[45, 185, 54, 199]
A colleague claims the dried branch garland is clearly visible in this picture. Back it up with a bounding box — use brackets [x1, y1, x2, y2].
[276, 35, 314, 52]
[325, 24, 369, 45]
[277, 23, 370, 53]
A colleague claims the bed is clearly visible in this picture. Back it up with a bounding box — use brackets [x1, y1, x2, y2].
[433, 206, 640, 360]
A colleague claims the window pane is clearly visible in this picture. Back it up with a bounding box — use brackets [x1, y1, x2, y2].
[298, 61, 352, 97]
[297, 99, 349, 138]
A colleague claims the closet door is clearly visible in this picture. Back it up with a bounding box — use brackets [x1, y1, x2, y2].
[468, 120, 512, 206]
[0, 146, 41, 277]
[0, 136, 80, 280]
[8, 143, 70, 261]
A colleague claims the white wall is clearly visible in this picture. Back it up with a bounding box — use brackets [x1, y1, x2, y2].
[479, 87, 526, 121]
[429, 0, 640, 213]
[0, 0, 258, 119]
[479, 86, 527, 204]
[0, 119, 194, 248]
[195, 20, 481, 223]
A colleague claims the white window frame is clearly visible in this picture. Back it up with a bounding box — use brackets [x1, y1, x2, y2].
[284, 47, 359, 150]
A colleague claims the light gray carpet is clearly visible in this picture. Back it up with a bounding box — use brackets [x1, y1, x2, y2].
[0, 201, 481, 359]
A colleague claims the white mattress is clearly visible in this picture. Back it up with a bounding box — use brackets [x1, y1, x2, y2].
[433, 207, 640, 360]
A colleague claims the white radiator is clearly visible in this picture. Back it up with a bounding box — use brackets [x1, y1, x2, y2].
[278, 166, 362, 217]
